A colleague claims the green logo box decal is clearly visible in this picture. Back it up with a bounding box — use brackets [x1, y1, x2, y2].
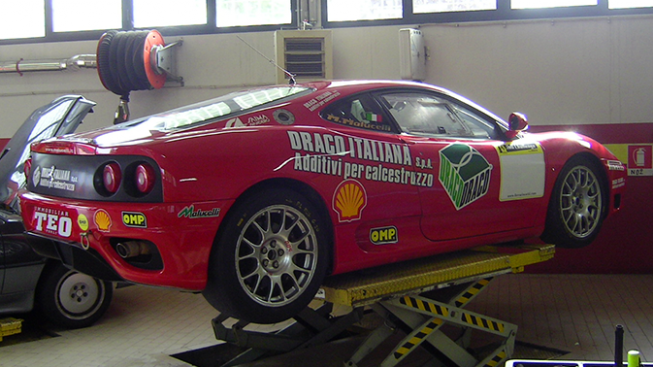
[439, 143, 493, 210]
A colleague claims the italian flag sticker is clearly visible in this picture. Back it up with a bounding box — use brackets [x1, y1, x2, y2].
[365, 112, 382, 122]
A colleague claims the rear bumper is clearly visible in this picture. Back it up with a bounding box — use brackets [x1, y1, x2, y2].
[20, 191, 233, 291]
[27, 232, 123, 281]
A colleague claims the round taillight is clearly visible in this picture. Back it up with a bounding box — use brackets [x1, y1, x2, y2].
[23, 158, 32, 183]
[135, 163, 155, 194]
[103, 163, 122, 194]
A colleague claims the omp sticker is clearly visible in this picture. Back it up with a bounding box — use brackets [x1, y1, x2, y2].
[495, 140, 545, 201]
[332, 179, 367, 222]
[370, 226, 398, 245]
[33, 207, 73, 238]
[439, 144, 493, 210]
[94, 209, 112, 232]
[122, 212, 147, 228]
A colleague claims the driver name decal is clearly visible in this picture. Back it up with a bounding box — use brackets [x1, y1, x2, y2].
[439, 143, 492, 210]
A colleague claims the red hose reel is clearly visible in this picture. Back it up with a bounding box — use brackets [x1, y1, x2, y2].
[96, 29, 180, 123]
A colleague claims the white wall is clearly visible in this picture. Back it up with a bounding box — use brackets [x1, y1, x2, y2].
[0, 14, 651, 138]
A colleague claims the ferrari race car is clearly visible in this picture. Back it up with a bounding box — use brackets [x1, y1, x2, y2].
[19, 80, 625, 324]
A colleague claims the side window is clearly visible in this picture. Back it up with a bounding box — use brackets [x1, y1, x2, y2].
[322, 94, 395, 133]
[381, 92, 500, 140]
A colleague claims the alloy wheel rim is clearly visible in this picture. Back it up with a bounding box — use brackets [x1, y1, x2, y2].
[236, 205, 318, 307]
[559, 166, 602, 238]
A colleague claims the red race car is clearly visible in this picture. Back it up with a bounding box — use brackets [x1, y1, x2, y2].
[19, 81, 625, 323]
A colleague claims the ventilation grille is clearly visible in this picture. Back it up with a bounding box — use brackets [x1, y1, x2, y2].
[275, 30, 332, 83]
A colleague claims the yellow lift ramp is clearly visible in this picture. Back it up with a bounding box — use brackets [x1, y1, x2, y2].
[209, 243, 554, 367]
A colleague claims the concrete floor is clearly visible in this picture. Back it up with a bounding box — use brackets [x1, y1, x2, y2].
[1, 274, 652, 366]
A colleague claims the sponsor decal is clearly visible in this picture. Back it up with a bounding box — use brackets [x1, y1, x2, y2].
[77, 214, 89, 231]
[32, 165, 78, 192]
[439, 143, 492, 210]
[607, 160, 625, 171]
[225, 117, 244, 128]
[122, 212, 147, 228]
[303, 91, 341, 112]
[287, 131, 434, 188]
[273, 109, 295, 125]
[94, 209, 112, 232]
[613, 177, 625, 189]
[332, 179, 367, 222]
[177, 205, 221, 219]
[33, 207, 73, 238]
[225, 115, 271, 128]
[370, 226, 398, 245]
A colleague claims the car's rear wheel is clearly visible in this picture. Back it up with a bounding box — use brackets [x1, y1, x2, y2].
[36, 263, 113, 329]
[542, 156, 607, 248]
[203, 188, 328, 324]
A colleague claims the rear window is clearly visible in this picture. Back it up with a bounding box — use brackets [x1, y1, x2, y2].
[127, 86, 312, 131]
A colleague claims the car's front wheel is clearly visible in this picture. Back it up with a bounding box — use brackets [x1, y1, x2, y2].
[542, 156, 607, 248]
[35, 263, 114, 329]
[203, 188, 328, 324]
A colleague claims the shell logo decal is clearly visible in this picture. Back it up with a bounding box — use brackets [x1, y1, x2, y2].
[94, 209, 112, 232]
[332, 179, 367, 222]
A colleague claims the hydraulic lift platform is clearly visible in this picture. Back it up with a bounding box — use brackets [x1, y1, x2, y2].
[206, 243, 555, 367]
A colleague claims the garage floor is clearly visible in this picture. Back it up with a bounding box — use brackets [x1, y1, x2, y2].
[1, 273, 653, 366]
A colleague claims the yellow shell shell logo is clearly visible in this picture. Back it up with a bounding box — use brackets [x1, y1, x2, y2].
[94, 209, 112, 232]
[333, 179, 367, 222]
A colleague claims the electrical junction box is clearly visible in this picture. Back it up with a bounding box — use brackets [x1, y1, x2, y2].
[399, 28, 427, 81]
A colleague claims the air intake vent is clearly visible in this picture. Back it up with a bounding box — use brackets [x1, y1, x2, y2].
[275, 30, 332, 84]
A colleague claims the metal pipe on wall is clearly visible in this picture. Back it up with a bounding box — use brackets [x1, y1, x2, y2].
[0, 54, 97, 74]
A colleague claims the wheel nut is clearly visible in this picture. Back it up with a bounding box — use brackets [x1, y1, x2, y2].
[277, 249, 284, 256]
[261, 248, 268, 254]
[263, 259, 269, 266]
[273, 261, 279, 268]
[270, 241, 276, 248]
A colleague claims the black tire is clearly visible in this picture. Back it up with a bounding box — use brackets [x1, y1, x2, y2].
[203, 188, 328, 324]
[35, 263, 113, 329]
[541, 156, 607, 248]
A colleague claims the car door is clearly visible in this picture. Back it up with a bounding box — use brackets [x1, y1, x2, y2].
[377, 90, 546, 241]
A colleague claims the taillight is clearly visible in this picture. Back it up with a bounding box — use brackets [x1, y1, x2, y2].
[135, 163, 155, 194]
[23, 158, 32, 183]
[102, 163, 122, 194]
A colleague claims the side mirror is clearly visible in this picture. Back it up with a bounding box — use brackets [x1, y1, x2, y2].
[506, 112, 529, 140]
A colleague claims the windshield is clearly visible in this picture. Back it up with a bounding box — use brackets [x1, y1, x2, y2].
[125, 86, 311, 131]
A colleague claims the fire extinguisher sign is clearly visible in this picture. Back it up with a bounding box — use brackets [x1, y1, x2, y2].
[627, 145, 653, 176]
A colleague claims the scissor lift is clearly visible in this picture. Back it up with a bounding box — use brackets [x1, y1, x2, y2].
[209, 243, 555, 367]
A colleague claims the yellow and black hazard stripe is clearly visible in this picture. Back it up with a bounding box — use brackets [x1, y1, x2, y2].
[482, 350, 507, 367]
[454, 277, 492, 308]
[392, 319, 443, 360]
[460, 312, 505, 333]
[399, 296, 449, 317]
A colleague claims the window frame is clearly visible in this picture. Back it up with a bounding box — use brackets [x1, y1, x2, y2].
[1, 0, 653, 45]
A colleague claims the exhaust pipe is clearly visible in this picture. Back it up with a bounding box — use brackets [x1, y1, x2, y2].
[115, 240, 151, 259]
